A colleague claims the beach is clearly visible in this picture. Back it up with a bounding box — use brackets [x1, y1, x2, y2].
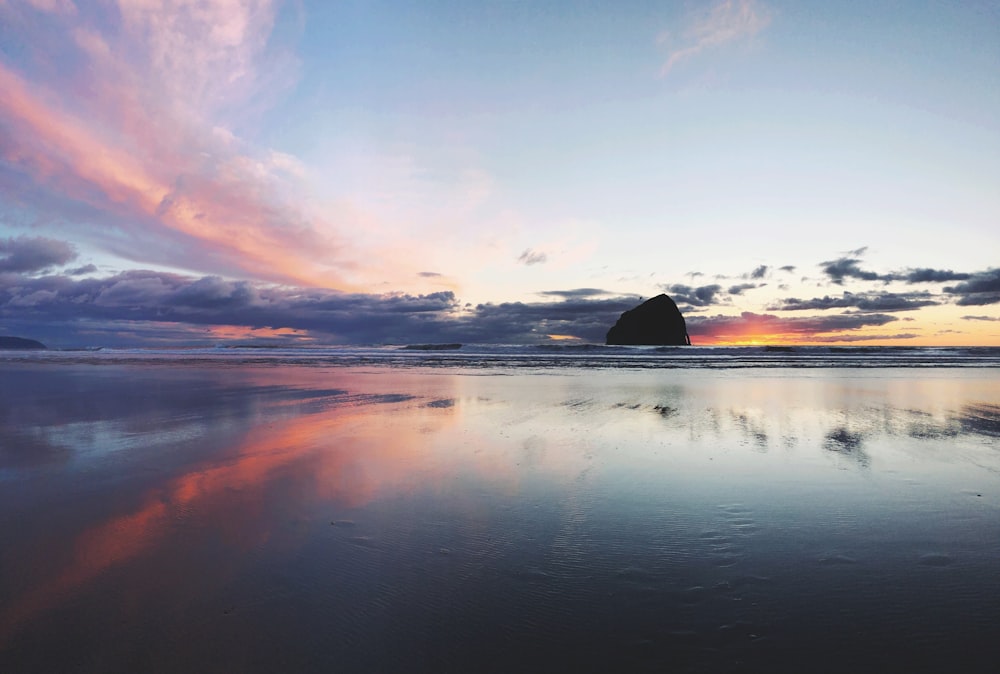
[1, 353, 999, 672]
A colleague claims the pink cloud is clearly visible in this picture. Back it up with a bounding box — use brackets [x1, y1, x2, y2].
[22, 0, 77, 15]
[0, 1, 373, 290]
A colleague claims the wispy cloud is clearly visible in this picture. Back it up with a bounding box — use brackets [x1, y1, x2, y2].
[536, 288, 612, 299]
[658, 0, 772, 75]
[0, 1, 388, 290]
[518, 249, 548, 266]
[22, 0, 77, 15]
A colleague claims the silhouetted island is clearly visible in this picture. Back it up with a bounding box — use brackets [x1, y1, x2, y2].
[606, 294, 691, 346]
[0, 336, 47, 350]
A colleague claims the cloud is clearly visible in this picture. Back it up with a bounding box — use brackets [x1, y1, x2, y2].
[817, 256, 975, 288]
[659, 0, 772, 75]
[961, 315, 999, 322]
[943, 269, 1000, 306]
[779, 265, 796, 273]
[0, 266, 642, 346]
[67, 264, 97, 276]
[687, 311, 898, 341]
[820, 257, 885, 285]
[0, 2, 385, 291]
[22, 0, 77, 16]
[517, 249, 548, 266]
[748, 264, 768, 280]
[806, 333, 919, 343]
[0, 236, 76, 273]
[536, 288, 613, 299]
[665, 283, 723, 307]
[418, 271, 443, 278]
[895, 268, 971, 284]
[772, 291, 938, 313]
[1, 260, 949, 347]
[727, 283, 758, 295]
[0, 268, 465, 345]
[459, 297, 640, 343]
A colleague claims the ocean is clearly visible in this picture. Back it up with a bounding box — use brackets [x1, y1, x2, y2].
[5, 342, 1000, 368]
[1, 346, 998, 672]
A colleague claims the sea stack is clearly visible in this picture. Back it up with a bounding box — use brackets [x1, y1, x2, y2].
[606, 294, 690, 346]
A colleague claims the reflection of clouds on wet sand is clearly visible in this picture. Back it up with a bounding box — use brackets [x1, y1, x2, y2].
[0, 371, 467, 644]
[2, 366, 596, 644]
[1, 366, 998, 671]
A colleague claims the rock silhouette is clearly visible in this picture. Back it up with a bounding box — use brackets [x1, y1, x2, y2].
[0, 336, 47, 349]
[606, 294, 690, 346]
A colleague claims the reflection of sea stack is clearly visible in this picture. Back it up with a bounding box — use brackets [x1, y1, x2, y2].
[606, 294, 691, 346]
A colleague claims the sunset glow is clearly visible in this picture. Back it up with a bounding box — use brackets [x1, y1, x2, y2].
[1, 1, 997, 346]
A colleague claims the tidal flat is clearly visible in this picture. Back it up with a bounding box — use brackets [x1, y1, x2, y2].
[1, 362, 998, 672]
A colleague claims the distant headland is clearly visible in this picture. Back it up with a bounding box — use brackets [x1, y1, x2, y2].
[0, 336, 47, 350]
[606, 294, 691, 346]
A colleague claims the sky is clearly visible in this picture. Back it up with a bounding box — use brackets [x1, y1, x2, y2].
[0, 0, 998, 347]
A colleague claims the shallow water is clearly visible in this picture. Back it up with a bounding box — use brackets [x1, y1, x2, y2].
[1, 363, 998, 672]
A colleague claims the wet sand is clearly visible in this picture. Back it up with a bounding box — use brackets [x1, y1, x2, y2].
[1, 363, 998, 672]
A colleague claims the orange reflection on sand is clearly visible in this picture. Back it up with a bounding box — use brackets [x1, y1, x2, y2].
[0, 393, 453, 644]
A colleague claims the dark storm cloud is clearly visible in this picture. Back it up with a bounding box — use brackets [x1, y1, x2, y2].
[537, 288, 612, 299]
[943, 269, 1000, 306]
[772, 291, 938, 313]
[0, 236, 77, 273]
[517, 249, 547, 265]
[820, 257, 885, 285]
[665, 283, 723, 307]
